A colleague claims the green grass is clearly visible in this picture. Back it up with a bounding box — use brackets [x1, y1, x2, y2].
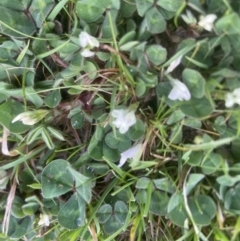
[0, 0, 240, 240]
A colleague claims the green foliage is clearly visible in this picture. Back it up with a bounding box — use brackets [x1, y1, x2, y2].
[1, 0, 240, 240]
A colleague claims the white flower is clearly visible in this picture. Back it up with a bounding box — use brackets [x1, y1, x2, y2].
[225, 88, 240, 108]
[38, 214, 50, 226]
[168, 78, 191, 101]
[118, 144, 143, 167]
[165, 55, 183, 75]
[198, 14, 217, 31]
[81, 49, 95, 57]
[12, 110, 48, 125]
[79, 31, 99, 57]
[111, 109, 136, 134]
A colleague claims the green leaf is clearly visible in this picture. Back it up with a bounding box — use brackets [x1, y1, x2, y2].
[102, 9, 119, 38]
[135, 78, 147, 97]
[0, 0, 54, 37]
[186, 151, 203, 166]
[182, 68, 206, 98]
[119, 41, 140, 52]
[97, 204, 112, 223]
[119, 31, 136, 46]
[22, 202, 39, 215]
[120, 0, 136, 18]
[168, 193, 188, 227]
[136, 177, 151, 189]
[87, 135, 103, 160]
[0, 170, 9, 189]
[103, 142, 120, 162]
[180, 96, 214, 118]
[41, 159, 74, 198]
[0, 100, 31, 133]
[215, 13, 240, 35]
[185, 174, 205, 195]
[135, 0, 153, 16]
[105, 132, 131, 151]
[68, 167, 92, 203]
[201, 153, 223, 175]
[11, 197, 25, 218]
[8, 216, 31, 239]
[156, 0, 184, 12]
[128, 119, 145, 141]
[145, 7, 166, 34]
[103, 215, 120, 234]
[188, 195, 216, 226]
[27, 126, 44, 144]
[224, 183, 240, 213]
[83, 61, 98, 79]
[76, 0, 110, 23]
[47, 126, 65, 141]
[44, 89, 61, 108]
[169, 123, 182, 144]
[71, 112, 85, 129]
[146, 44, 167, 65]
[153, 178, 176, 194]
[41, 128, 55, 149]
[114, 201, 128, 224]
[135, 189, 147, 204]
[58, 193, 86, 229]
[167, 110, 185, 125]
[217, 175, 240, 187]
[150, 190, 169, 215]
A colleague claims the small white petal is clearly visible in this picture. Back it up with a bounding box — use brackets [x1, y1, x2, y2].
[198, 14, 217, 31]
[168, 79, 191, 101]
[38, 214, 50, 226]
[225, 93, 234, 108]
[12, 112, 38, 125]
[12, 113, 28, 123]
[22, 117, 38, 125]
[111, 109, 125, 118]
[111, 109, 136, 134]
[225, 88, 240, 107]
[118, 144, 142, 167]
[119, 124, 130, 134]
[125, 110, 137, 126]
[165, 55, 183, 74]
[81, 49, 95, 57]
[168, 88, 182, 101]
[79, 31, 99, 48]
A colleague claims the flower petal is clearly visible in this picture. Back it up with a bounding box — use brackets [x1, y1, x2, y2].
[79, 31, 99, 48]
[12, 112, 28, 123]
[118, 144, 143, 167]
[168, 79, 191, 101]
[111, 108, 136, 133]
[225, 93, 234, 108]
[198, 14, 217, 31]
[81, 49, 95, 57]
[165, 55, 183, 74]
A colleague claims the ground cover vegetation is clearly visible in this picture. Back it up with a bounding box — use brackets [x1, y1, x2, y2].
[0, 0, 240, 240]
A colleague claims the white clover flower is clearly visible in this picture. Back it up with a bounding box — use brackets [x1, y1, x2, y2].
[165, 55, 183, 75]
[12, 110, 48, 125]
[168, 78, 191, 101]
[38, 213, 50, 226]
[198, 14, 217, 31]
[79, 31, 99, 57]
[118, 144, 143, 167]
[81, 48, 95, 57]
[225, 88, 240, 108]
[111, 109, 137, 134]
